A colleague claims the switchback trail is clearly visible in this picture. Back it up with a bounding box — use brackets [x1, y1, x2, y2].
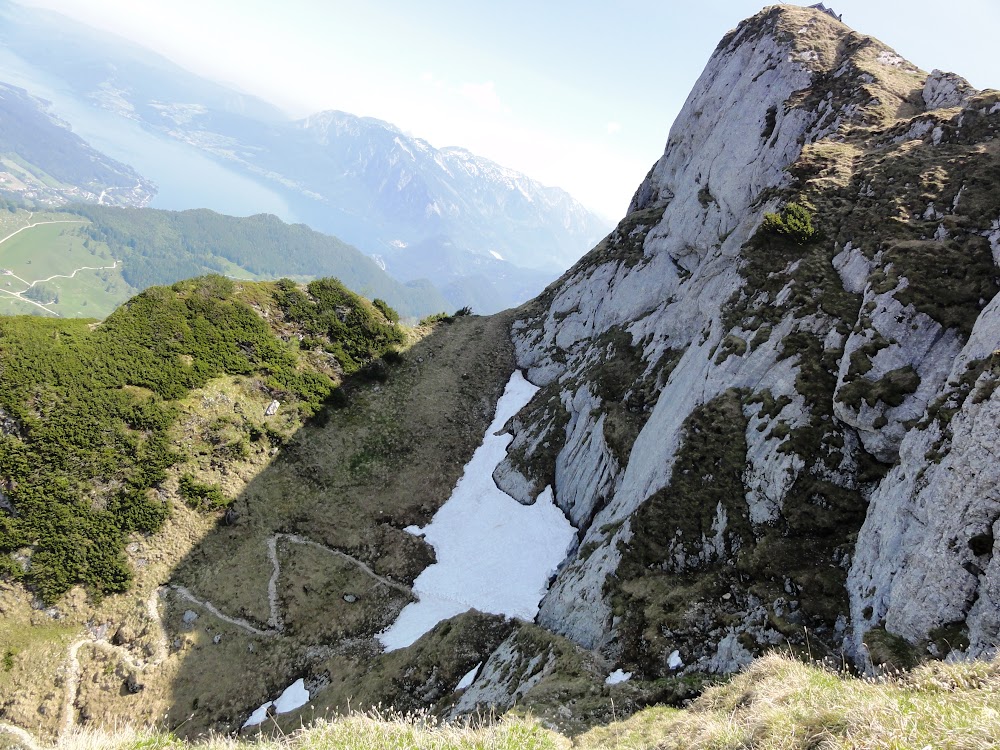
[0, 217, 105, 316]
[0, 260, 122, 316]
[27, 259, 119, 288]
[53, 533, 414, 738]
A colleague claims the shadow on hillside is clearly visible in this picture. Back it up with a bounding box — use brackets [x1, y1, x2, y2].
[126, 312, 518, 737]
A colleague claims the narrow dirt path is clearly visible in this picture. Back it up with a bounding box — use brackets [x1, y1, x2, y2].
[0, 721, 40, 749]
[0, 218, 110, 317]
[31, 315, 514, 743]
[3, 272, 30, 286]
[0, 219, 86, 247]
[276, 533, 414, 600]
[60, 588, 169, 736]
[27, 260, 119, 288]
[0, 259, 121, 317]
[53, 534, 414, 739]
[170, 584, 274, 637]
[0, 288, 60, 315]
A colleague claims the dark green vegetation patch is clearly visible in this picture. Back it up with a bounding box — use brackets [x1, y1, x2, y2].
[790, 97, 1000, 341]
[591, 329, 684, 469]
[760, 203, 819, 245]
[0, 276, 404, 603]
[178, 474, 228, 511]
[67, 205, 448, 319]
[722, 202, 858, 337]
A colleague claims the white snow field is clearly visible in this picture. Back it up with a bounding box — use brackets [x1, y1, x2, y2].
[605, 669, 632, 685]
[455, 661, 482, 691]
[242, 678, 310, 728]
[378, 370, 576, 651]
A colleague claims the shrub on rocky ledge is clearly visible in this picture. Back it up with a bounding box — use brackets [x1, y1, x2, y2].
[761, 202, 819, 244]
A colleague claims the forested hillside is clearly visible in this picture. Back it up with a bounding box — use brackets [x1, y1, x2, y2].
[0, 275, 405, 603]
[0, 82, 154, 207]
[68, 206, 450, 318]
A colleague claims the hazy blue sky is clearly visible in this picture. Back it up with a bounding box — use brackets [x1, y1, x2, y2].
[20, 0, 1000, 218]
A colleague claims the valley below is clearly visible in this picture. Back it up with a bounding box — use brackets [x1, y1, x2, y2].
[0, 299, 543, 740]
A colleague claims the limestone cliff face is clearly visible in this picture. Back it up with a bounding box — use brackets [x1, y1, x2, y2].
[495, 5, 1000, 677]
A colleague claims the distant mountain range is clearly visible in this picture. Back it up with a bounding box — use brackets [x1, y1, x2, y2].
[0, 0, 610, 311]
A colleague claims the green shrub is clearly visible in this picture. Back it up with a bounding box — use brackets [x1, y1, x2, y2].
[0, 275, 407, 603]
[419, 312, 453, 326]
[23, 282, 59, 304]
[178, 474, 229, 510]
[373, 298, 400, 323]
[274, 278, 405, 374]
[761, 202, 819, 244]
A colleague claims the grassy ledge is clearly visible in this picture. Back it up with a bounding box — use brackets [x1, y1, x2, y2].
[5, 653, 999, 749]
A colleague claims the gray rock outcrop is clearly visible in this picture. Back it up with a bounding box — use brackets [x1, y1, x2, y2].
[488, 4, 1000, 675]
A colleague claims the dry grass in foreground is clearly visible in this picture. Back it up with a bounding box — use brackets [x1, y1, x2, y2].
[578, 652, 1000, 749]
[8, 713, 565, 750]
[5, 653, 1000, 749]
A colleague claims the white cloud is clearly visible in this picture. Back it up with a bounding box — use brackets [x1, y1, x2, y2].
[606, 121, 622, 135]
[420, 71, 445, 90]
[459, 81, 507, 114]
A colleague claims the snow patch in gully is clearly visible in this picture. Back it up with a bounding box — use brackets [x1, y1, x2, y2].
[379, 370, 576, 651]
[242, 679, 310, 729]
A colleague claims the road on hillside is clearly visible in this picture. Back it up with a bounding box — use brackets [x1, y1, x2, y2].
[0, 215, 103, 316]
[0, 215, 87, 246]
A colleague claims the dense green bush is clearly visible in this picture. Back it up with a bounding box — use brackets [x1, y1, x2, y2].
[419, 312, 453, 326]
[275, 278, 405, 374]
[178, 474, 229, 510]
[372, 298, 400, 324]
[761, 202, 818, 244]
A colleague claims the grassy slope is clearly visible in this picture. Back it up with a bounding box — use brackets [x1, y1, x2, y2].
[5, 653, 999, 749]
[139, 311, 517, 738]
[0, 293, 518, 741]
[0, 275, 406, 603]
[0, 217, 135, 318]
[578, 653, 1000, 749]
[0, 276, 409, 726]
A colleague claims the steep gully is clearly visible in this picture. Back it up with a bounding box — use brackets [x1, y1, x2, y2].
[0, 371, 574, 742]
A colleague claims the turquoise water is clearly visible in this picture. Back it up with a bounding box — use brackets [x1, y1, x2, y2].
[0, 48, 295, 220]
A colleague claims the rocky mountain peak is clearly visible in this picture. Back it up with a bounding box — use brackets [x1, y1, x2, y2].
[631, 4, 929, 221]
[497, 3, 1000, 677]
